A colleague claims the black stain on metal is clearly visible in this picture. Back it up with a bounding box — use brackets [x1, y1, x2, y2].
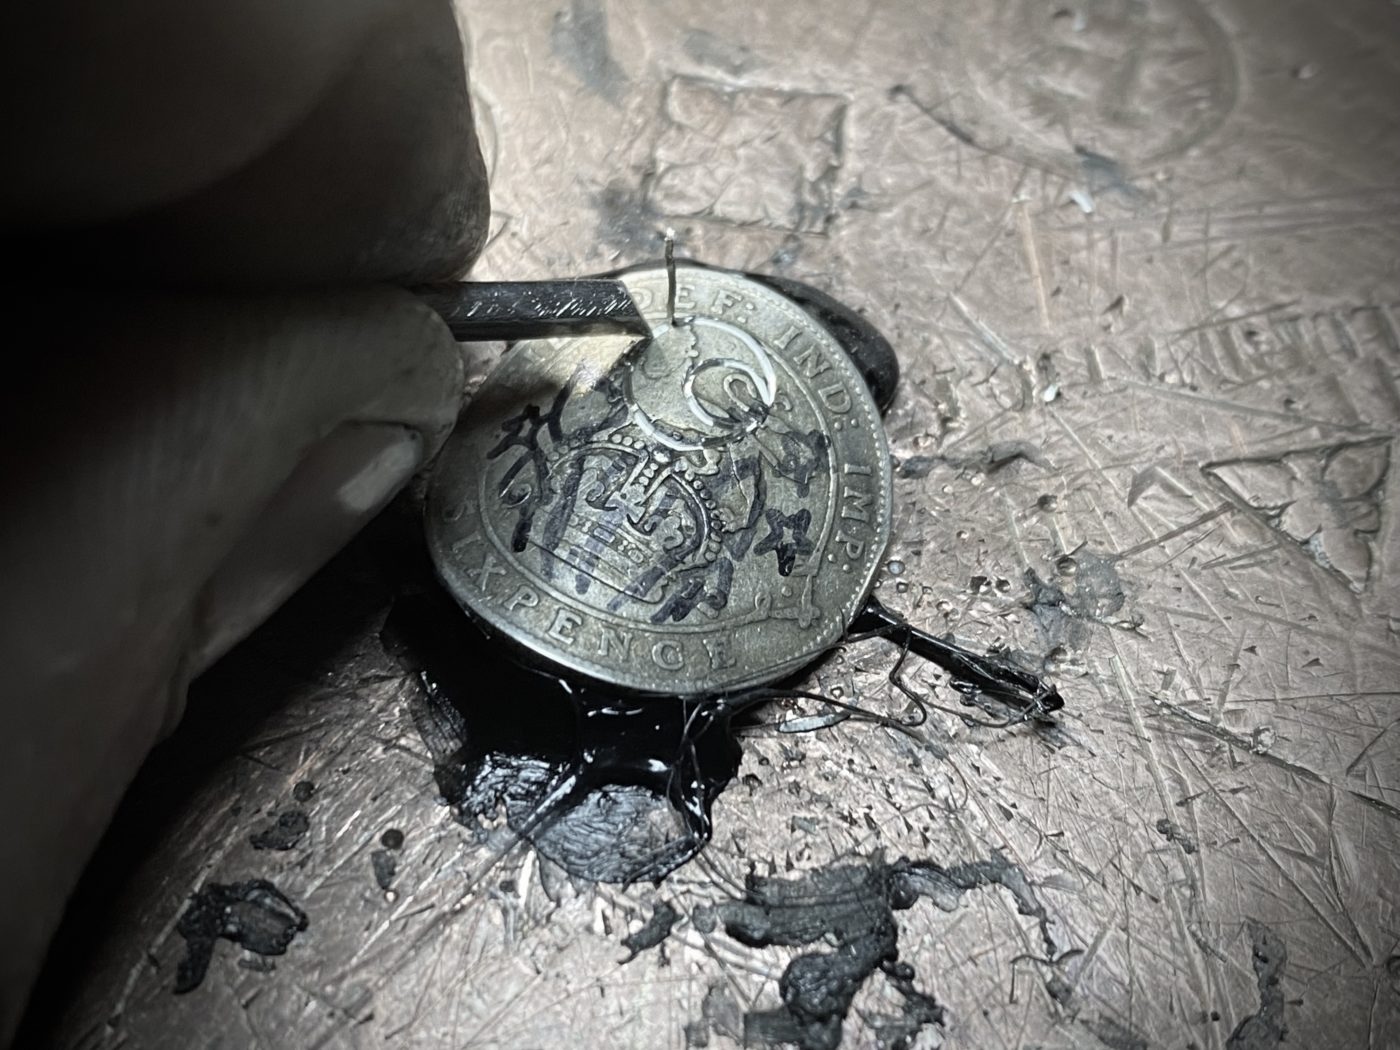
[621, 900, 681, 962]
[890, 84, 978, 147]
[172, 880, 308, 993]
[954, 441, 1052, 475]
[383, 587, 743, 884]
[1083, 1015, 1152, 1050]
[1074, 145, 1144, 201]
[893, 442, 1049, 482]
[686, 981, 745, 1048]
[372, 827, 406, 890]
[1155, 817, 1199, 854]
[694, 852, 1061, 1050]
[370, 850, 398, 891]
[593, 183, 660, 255]
[291, 779, 315, 803]
[895, 852, 1059, 957]
[895, 454, 937, 480]
[1227, 921, 1288, 1049]
[682, 29, 758, 76]
[380, 828, 405, 850]
[1024, 546, 1128, 652]
[249, 808, 310, 851]
[550, 0, 628, 104]
[1045, 973, 1074, 1005]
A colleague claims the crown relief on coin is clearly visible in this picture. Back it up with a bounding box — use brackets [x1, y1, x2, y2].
[426, 264, 893, 697]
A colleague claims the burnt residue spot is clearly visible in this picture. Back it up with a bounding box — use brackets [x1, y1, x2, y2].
[888, 85, 978, 148]
[593, 183, 659, 255]
[291, 780, 315, 803]
[896, 852, 1059, 957]
[1074, 145, 1144, 201]
[686, 981, 745, 1048]
[1024, 546, 1128, 652]
[370, 850, 397, 891]
[1046, 973, 1074, 1005]
[895, 454, 937, 480]
[621, 900, 681, 962]
[371, 828, 405, 889]
[892, 442, 1049, 482]
[947, 441, 1051, 475]
[173, 880, 308, 993]
[249, 809, 309, 851]
[383, 589, 743, 884]
[982, 441, 1052, 474]
[682, 29, 758, 76]
[1084, 1015, 1152, 1050]
[551, 0, 628, 104]
[698, 860, 920, 1050]
[768, 235, 803, 272]
[1155, 817, 1199, 854]
[698, 853, 1056, 1050]
[1227, 921, 1288, 1049]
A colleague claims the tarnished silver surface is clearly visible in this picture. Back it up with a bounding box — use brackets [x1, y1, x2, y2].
[427, 265, 891, 696]
[41, 2, 1400, 1048]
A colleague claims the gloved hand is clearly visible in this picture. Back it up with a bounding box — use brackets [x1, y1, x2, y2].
[0, 0, 489, 1036]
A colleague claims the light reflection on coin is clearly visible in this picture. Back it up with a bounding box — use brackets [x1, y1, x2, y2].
[426, 265, 892, 697]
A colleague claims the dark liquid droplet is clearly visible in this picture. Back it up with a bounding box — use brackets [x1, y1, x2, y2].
[382, 587, 742, 884]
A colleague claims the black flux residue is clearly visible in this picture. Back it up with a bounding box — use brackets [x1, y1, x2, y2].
[894, 454, 937, 480]
[686, 982, 745, 1048]
[1227, 921, 1288, 1050]
[371, 828, 406, 890]
[249, 808, 310, 851]
[1074, 145, 1145, 201]
[550, 0, 628, 104]
[1155, 817, 1199, 854]
[1024, 546, 1128, 653]
[1084, 1015, 1151, 1050]
[851, 596, 1064, 724]
[682, 28, 758, 76]
[173, 880, 308, 993]
[382, 588, 743, 884]
[385, 587, 1066, 886]
[695, 851, 1059, 1050]
[370, 850, 397, 891]
[620, 900, 681, 962]
[894, 441, 1050, 481]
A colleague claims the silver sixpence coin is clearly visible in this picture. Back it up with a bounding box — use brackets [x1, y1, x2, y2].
[426, 264, 893, 697]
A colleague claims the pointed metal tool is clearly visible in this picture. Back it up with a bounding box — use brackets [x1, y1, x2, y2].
[414, 279, 649, 342]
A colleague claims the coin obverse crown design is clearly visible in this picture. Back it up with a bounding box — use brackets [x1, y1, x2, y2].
[427, 265, 893, 697]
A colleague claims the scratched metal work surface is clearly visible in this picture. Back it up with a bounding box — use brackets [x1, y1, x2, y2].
[45, 1, 1400, 1047]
